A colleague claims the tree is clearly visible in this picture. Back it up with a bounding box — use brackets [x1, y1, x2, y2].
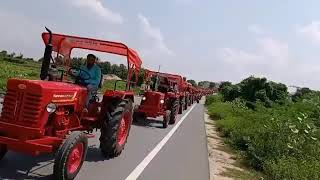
[209, 82, 217, 89]
[218, 81, 232, 91]
[198, 81, 210, 88]
[187, 79, 197, 87]
[0, 50, 7, 57]
[100, 61, 111, 74]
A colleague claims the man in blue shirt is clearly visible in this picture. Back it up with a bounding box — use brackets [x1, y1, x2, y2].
[79, 54, 102, 107]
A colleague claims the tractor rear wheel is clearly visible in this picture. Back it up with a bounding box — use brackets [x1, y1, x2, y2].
[53, 131, 88, 180]
[100, 99, 133, 158]
[0, 144, 7, 160]
[163, 110, 170, 128]
[169, 99, 179, 124]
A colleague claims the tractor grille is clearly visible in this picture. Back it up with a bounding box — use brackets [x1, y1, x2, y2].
[1, 89, 42, 124]
[141, 93, 161, 107]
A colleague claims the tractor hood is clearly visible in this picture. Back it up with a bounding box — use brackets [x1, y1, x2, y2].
[6, 79, 87, 104]
[1, 79, 87, 127]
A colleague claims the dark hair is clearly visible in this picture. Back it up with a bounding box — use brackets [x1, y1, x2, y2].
[87, 54, 96, 59]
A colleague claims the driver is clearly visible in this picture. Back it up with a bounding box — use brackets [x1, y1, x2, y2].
[79, 54, 102, 108]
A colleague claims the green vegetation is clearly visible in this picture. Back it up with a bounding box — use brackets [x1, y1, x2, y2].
[0, 53, 39, 92]
[206, 76, 320, 179]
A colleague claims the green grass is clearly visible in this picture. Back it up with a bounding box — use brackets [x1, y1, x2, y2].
[206, 94, 320, 179]
[0, 58, 40, 92]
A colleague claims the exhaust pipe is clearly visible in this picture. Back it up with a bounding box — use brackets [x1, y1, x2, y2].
[40, 27, 53, 80]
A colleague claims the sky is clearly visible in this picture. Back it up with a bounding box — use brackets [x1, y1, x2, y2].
[1, 0, 320, 89]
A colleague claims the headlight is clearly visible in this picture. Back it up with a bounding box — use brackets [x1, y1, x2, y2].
[142, 96, 146, 101]
[46, 103, 57, 113]
[160, 99, 165, 104]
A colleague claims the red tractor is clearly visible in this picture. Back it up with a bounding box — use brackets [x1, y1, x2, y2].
[0, 28, 142, 180]
[133, 70, 181, 128]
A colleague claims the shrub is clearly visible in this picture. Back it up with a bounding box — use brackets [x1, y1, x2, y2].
[206, 94, 320, 179]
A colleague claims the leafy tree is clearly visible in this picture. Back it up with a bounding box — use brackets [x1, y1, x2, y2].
[0, 50, 7, 57]
[187, 79, 197, 87]
[218, 81, 232, 91]
[292, 87, 313, 102]
[209, 82, 217, 89]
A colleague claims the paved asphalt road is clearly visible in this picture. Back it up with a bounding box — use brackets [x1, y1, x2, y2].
[0, 97, 210, 180]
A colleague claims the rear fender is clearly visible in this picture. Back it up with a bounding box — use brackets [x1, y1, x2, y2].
[102, 90, 134, 106]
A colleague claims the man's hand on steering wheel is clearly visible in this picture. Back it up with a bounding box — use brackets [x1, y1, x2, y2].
[68, 67, 91, 85]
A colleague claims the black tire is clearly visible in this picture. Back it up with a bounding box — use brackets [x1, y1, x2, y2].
[184, 96, 188, 110]
[100, 99, 133, 158]
[53, 131, 88, 180]
[169, 99, 179, 124]
[178, 97, 184, 114]
[132, 105, 140, 123]
[0, 144, 7, 160]
[162, 110, 170, 128]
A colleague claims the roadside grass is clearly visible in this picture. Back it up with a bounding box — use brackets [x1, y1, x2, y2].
[0, 58, 39, 92]
[205, 94, 320, 179]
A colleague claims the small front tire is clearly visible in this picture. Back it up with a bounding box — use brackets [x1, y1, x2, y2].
[53, 131, 88, 180]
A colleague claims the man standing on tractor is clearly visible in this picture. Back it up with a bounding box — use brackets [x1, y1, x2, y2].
[79, 54, 102, 107]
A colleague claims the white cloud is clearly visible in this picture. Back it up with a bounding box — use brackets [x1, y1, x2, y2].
[138, 13, 174, 56]
[248, 24, 265, 34]
[217, 36, 293, 84]
[220, 37, 290, 68]
[70, 0, 123, 24]
[297, 21, 320, 44]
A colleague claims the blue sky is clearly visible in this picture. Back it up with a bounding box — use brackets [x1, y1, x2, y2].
[1, 0, 320, 89]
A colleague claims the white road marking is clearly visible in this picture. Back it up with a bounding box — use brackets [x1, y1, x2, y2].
[125, 104, 197, 180]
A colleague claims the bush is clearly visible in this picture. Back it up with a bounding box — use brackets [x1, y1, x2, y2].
[206, 93, 320, 179]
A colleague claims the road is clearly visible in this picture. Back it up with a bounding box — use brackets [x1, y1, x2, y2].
[0, 97, 210, 180]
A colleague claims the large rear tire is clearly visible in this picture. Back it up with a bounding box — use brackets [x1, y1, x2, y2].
[0, 144, 7, 160]
[169, 99, 179, 124]
[100, 99, 133, 158]
[53, 131, 88, 180]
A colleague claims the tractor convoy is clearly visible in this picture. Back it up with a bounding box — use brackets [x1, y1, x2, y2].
[0, 28, 214, 180]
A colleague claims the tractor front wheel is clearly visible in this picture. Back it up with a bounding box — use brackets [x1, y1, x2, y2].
[163, 110, 170, 128]
[169, 99, 179, 124]
[0, 144, 7, 160]
[53, 131, 88, 180]
[100, 99, 133, 158]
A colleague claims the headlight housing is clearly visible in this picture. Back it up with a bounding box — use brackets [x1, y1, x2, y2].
[160, 99, 165, 104]
[142, 96, 146, 101]
[46, 103, 57, 113]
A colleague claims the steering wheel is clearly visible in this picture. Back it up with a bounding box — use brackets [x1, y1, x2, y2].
[68, 67, 91, 83]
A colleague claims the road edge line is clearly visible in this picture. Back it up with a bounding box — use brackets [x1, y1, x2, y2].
[125, 104, 197, 180]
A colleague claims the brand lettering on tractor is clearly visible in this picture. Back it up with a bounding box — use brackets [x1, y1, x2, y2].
[18, 84, 26, 89]
[53, 94, 74, 98]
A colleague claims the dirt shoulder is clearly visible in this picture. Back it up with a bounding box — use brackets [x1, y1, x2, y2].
[204, 111, 261, 180]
